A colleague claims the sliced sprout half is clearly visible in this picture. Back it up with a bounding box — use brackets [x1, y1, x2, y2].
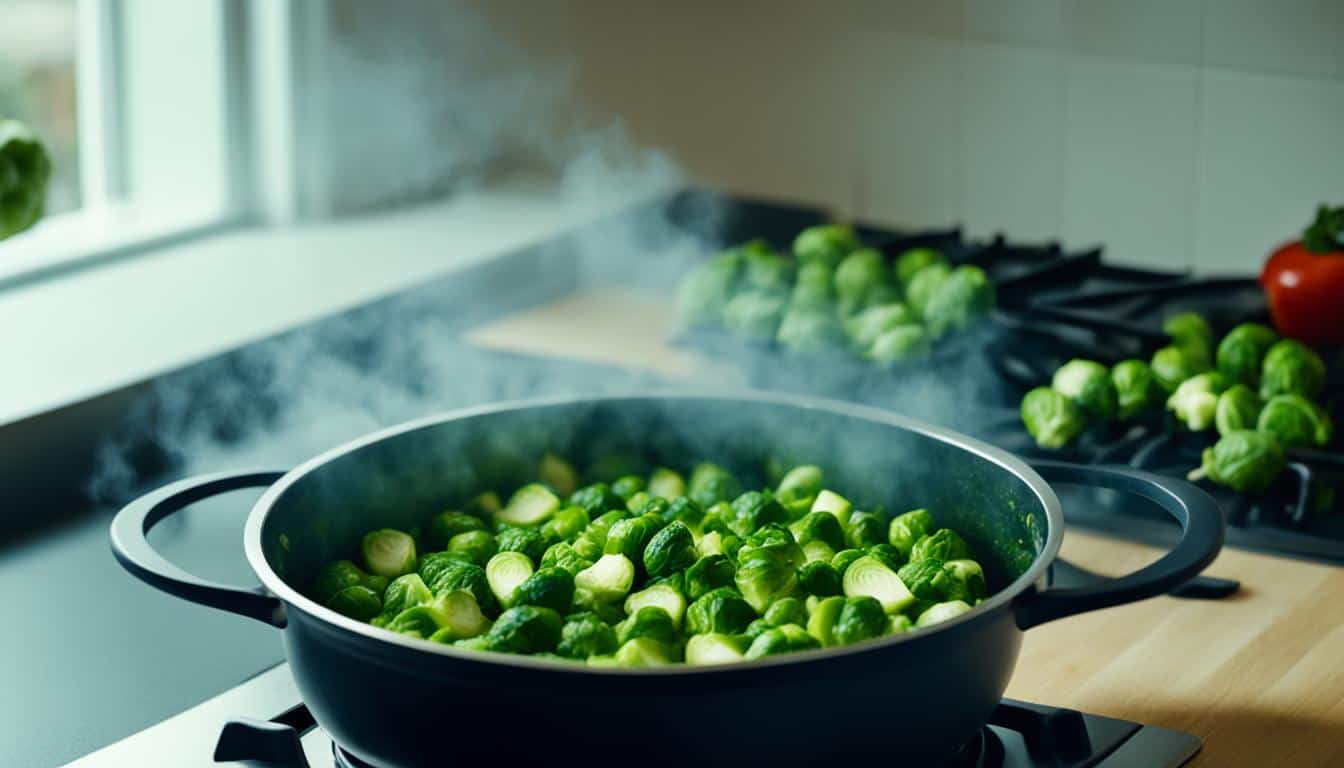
[842, 555, 915, 614]
[361, 529, 417, 578]
[916, 600, 973, 628]
[496, 484, 561, 526]
[685, 633, 747, 665]
[647, 467, 687, 499]
[810, 489, 853, 525]
[574, 553, 636, 603]
[485, 551, 535, 609]
[624, 583, 688, 628]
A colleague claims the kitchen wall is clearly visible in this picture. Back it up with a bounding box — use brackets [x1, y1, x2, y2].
[477, 0, 1344, 274]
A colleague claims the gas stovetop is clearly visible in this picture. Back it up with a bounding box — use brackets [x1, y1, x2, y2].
[69, 663, 1200, 768]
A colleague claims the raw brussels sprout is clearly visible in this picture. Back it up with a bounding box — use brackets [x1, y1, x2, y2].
[556, 612, 618, 659]
[1216, 323, 1278, 386]
[625, 583, 688, 628]
[895, 247, 946, 288]
[776, 309, 847, 354]
[743, 618, 772, 640]
[647, 468, 686, 500]
[1166, 372, 1230, 432]
[1257, 394, 1334, 448]
[485, 551, 535, 609]
[745, 624, 820, 659]
[942, 560, 988, 603]
[496, 484, 560, 527]
[723, 290, 787, 341]
[566, 483, 625, 517]
[1112, 359, 1162, 419]
[910, 529, 973, 563]
[540, 542, 594, 576]
[644, 521, 698, 578]
[618, 605, 680, 647]
[484, 605, 563, 654]
[1020, 387, 1086, 450]
[865, 544, 903, 572]
[0, 120, 52, 240]
[735, 544, 802, 613]
[804, 595, 844, 646]
[445, 530, 498, 567]
[793, 223, 859, 269]
[539, 506, 590, 545]
[867, 325, 930, 365]
[790, 261, 835, 311]
[888, 508, 935, 561]
[810, 489, 853, 524]
[802, 539, 836, 564]
[832, 596, 888, 645]
[741, 239, 795, 293]
[688, 463, 743, 508]
[311, 560, 387, 605]
[604, 514, 662, 562]
[922, 265, 995, 338]
[1192, 429, 1286, 494]
[425, 511, 486, 551]
[511, 567, 575, 614]
[763, 596, 808, 627]
[830, 548, 864, 576]
[686, 586, 756, 635]
[915, 600, 973, 628]
[611, 475, 646, 500]
[464, 492, 502, 520]
[844, 511, 885, 549]
[1214, 384, 1262, 437]
[327, 586, 382, 621]
[844, 302, 912, 352]
[775, 465, 824, 516]
[1163, 312, 1214, 362]
[613, 637, 678, 667]
[1150, 345, 1212, 393]
[389, 590, 491, 641]
[790, 511, 847, 551]
[1260, 339, 1326, 400]
[729, 490, 789, 538]
[834, 247, 891, 315]
[418, 553, 498, 615]
[905, 262, 952, 319]
[674, 249, 742, 329]
[632, 495, 667, 518]
[574, 553, 637, 603]
[896, 558, 948, 602]
[1052, 359, 1118, 420]
[371, 573, 434, 628]
[538, 453, 579, 497]
[656, 496, 703, 530]
[684, 633, 747, 665]
[798, 560, 842, 597]
[842, 555, 914, 614]
[361, 529, 417, 578]
[684, 554, 736, 601]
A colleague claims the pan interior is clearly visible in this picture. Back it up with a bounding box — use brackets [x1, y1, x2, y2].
[258, 396, 1050, 600]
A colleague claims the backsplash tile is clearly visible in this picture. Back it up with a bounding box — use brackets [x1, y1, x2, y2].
[1065, 0, 1204, 67]
[1202, 0, 1344, 80]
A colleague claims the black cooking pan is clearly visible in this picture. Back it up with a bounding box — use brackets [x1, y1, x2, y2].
[111, 393, 1223, 766]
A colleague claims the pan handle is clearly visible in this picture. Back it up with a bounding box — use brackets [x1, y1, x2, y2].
[110, 470, 288, 628]
[1013, 460, 1225, 630]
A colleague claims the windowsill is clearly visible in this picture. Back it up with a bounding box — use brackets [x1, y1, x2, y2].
[0, 178, 669, 427]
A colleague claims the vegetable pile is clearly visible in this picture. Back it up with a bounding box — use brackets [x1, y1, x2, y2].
[675, 224, 996, 366]
[1020, 311, 1335, 494]
[309, 457, 991, 667]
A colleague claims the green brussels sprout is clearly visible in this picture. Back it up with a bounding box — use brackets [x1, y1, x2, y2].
[776, 309, 847, 355]
[647, 468, 686, 500]
[832, 596, 888, 645]
[834, 247, 891, 315]
[611, 475, 647, 500]
[942, 560, 988, 603]
[805, 595, 845, 646]
[738, 523, 804, 561]
[763, 596, 808, 627]
[510, 567, 575, 614]
[895, 247, 946, 288]
[1020, 387, 1087, 450]
[624, 582, 688, 628]
[745, 624, 820, 659]
[570, 534, 606, 563]
[617, 605, 681, 647]
[1166, 372, 1230, 431]
[688, 463, 743, 508]
[653, 496, 702, 531]
[556, 612, 619, 659]
[865, 543, 904, 572]
[371, 573, 434, 628]
[685, 586, 756, 635]
[418, 553, 498, 615]
[887, 508, 935, 560]
[723, 290, 787, 341]
[793, 223, 859, 269]
[910, 529, 973, 563]
[388, 589, 491, 641]
[802, 539, 836, 564]
[484, 605, 563, 654]
[684, 633, 747, 665]
[915, 600, 973, 628]
[922, 265, 995, 338]
[790, 261, 835, 311]
[844, 511, 885, 549]
[1214, 384, 1263, 437]
[612, 637, 677, 667]
[809, 489, 853, 525]
[493, 527, 545, 565]
[425, 511, 487, 551]
[699, 501, 734, 537]
[570, 589, 626, 625]
[1112, 359, 1162, 419]
[742, 618, 772, 640]
[895, 558, 949, 602]
[1163, 312, 1214, 362]
[830, 548, 864, 576]
[867, 325, 930, 365]
[888, 614, 914, 634]
[1260, 339, 1326, 400]
[361, 529, 417, 578]
[1216, 323, 1278, 386]
[445, 530, 497, 567]
[463, 491, 502, 521]
[729, 490, 789, 538]
[574, 553, 636, 603]
[675, 249, 743, 329]
[789, 511, 846, 551]
[1192, 429, 1286, 494]
[604, 514, 662, 563]
[741, 239, 795, 293]
[1150, 344, 1212, 393]
[311, 560, 387, 604]
[735, 543, 802, 613]
[485, 551, 535, 609]
[1257, 394, 1334, 448]
[453, 636, 492, 653]
[496, 484, 560, 527]
[0, 120, 52, 240]
[842, 555, 915, 614]
[799, 560, 842, 597]
[630, 494, 666, 517]
[845, 303, 917, 353]
[644, 521, 698, 578]
[566, 483, 625, 517]
[538, 453, 579, 497]
[327, 586, 382, 621]
[684, 554, 737, 601]
[1052, 359, 1118, 421]
[905, 261, 952, 318]
[539, 506, 590, 545]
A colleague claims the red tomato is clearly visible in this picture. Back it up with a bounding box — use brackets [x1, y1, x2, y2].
[1260, 206, 1344, 348]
